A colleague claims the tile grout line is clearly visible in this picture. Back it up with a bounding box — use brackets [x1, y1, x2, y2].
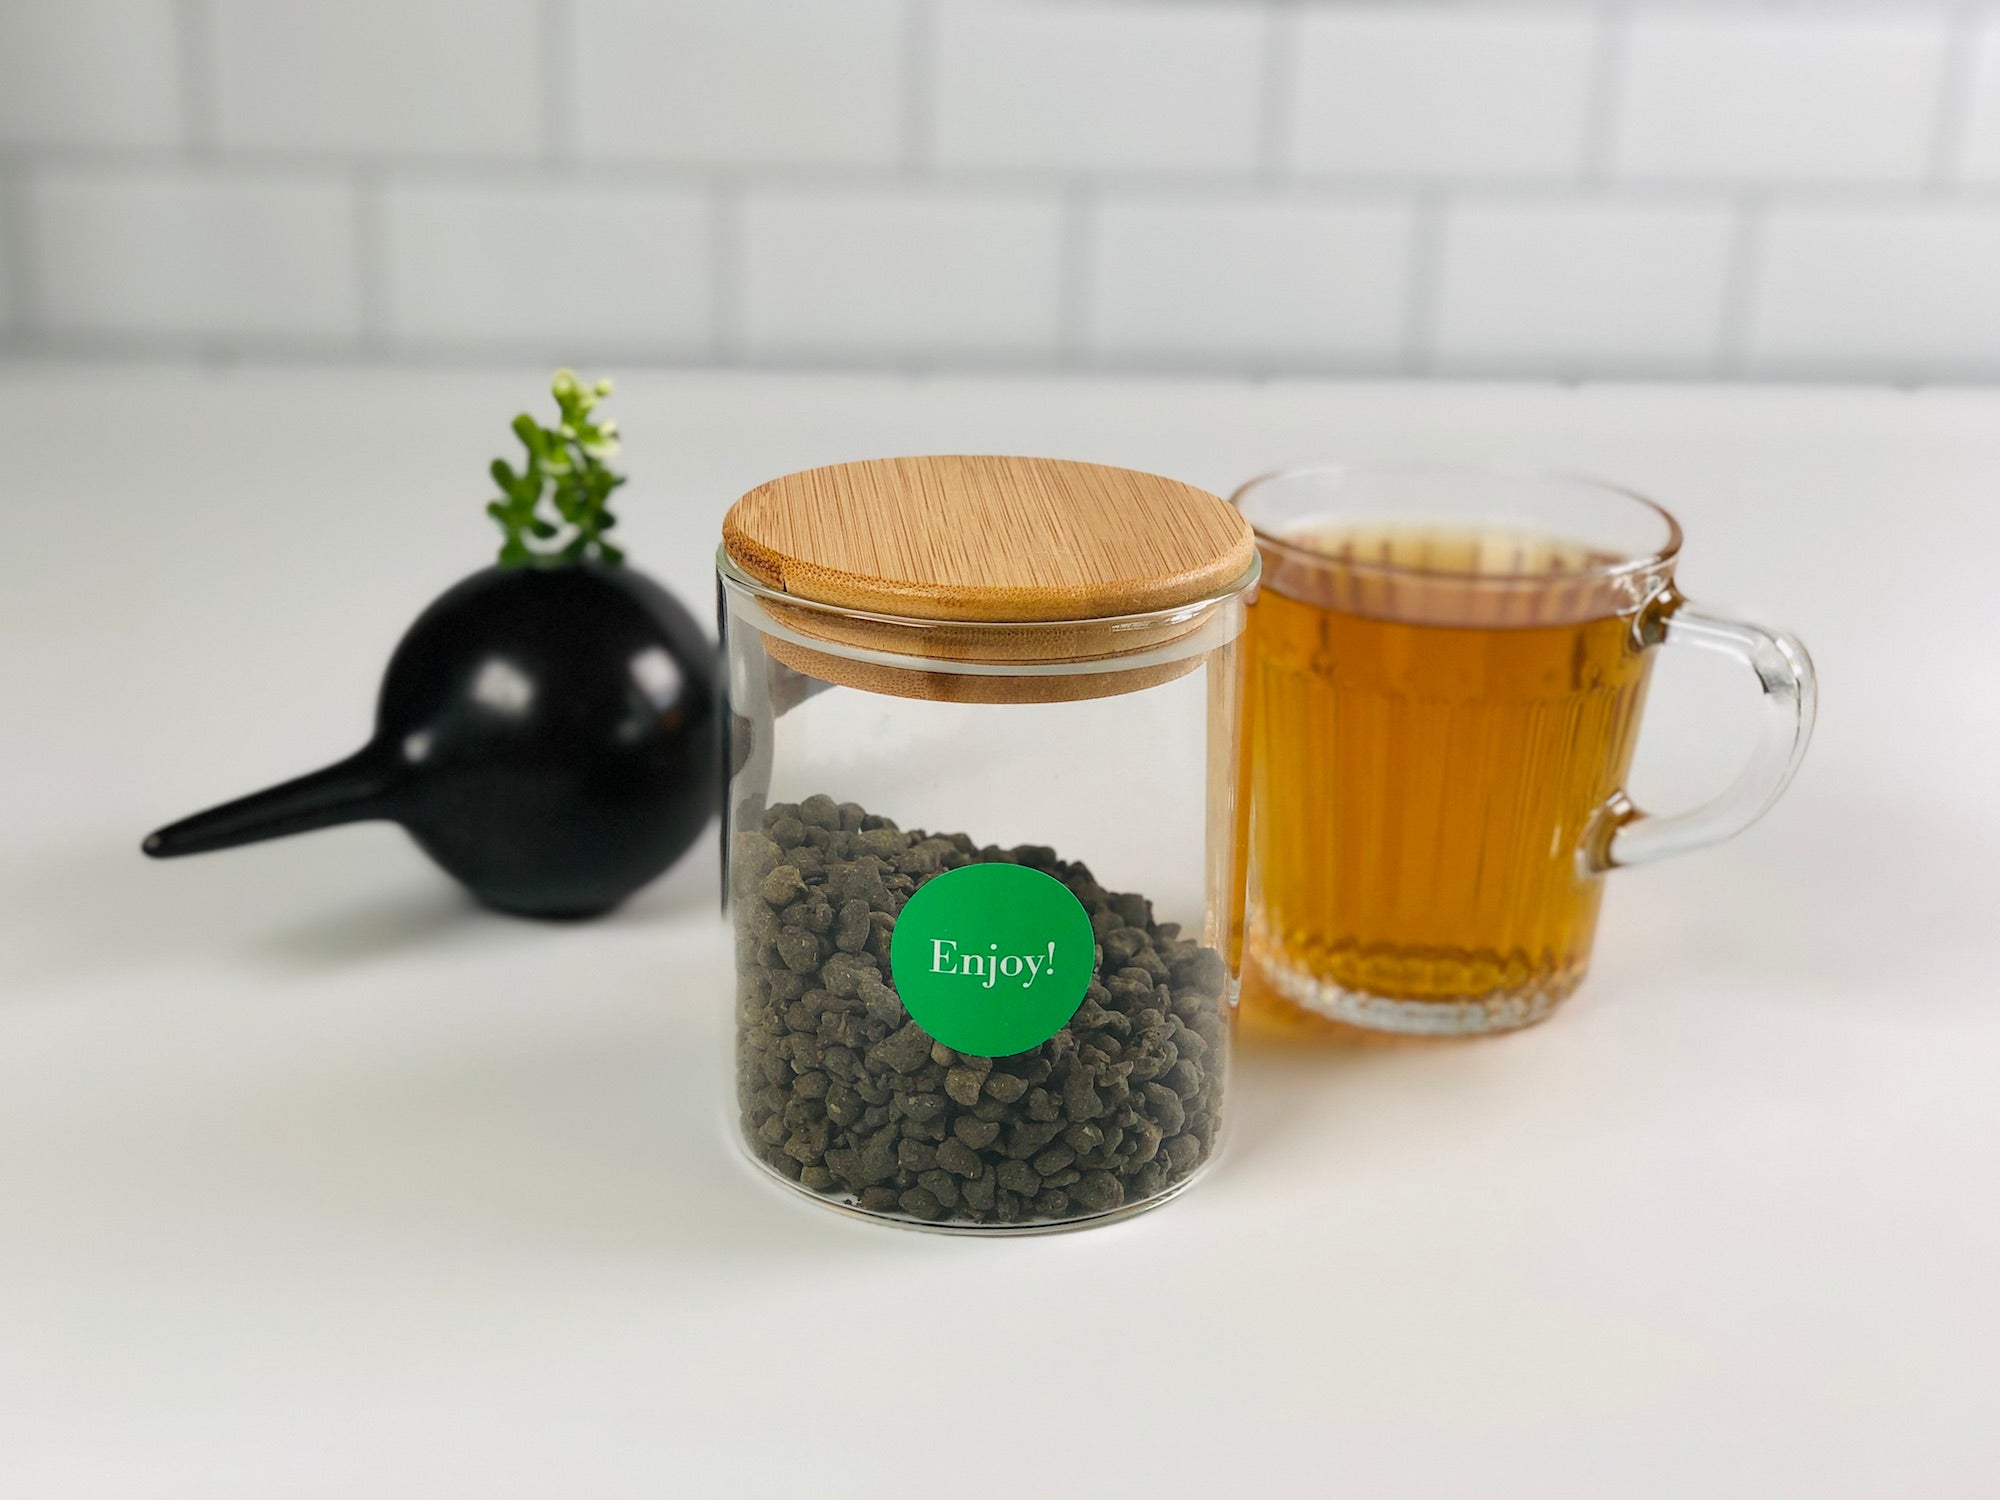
[1256, 1, 1299, 183]
[10, 139, 2000, 206]
[353, 165, 391, 355]
[0, 165, 40, 349]
[709, 179, 744, 366]
[1926, 1, 1984, 188]
[539, 0, 580, 170]
[6, 341, 1981, 389]
[1715, 191, 1767, 379]
[1400, 189, 1446, 376]
[901, 0, 936, 179]
[1055, 182, 1095, 371]
[175, 0, 218, 158]
[1579, 2, 1628, 187]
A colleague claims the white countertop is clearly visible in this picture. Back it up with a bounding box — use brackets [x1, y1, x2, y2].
[2, 366, 1996, 1498]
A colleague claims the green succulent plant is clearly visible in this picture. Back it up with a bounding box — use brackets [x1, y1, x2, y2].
[486, 369, 626, 567]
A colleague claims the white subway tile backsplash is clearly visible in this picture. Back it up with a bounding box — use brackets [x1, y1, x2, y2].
[740, 188, 1062, 363]
[1086, 195, 1411, 370]
[1613, 14, 1947, 184]
[1289, 10, 1595, 180]
[209, 0, 542, 158]
[1434, 198, 1734, 376]
[0, 0, 1992, 382]
[1960, 19, 2000, 183]
[575, 0, 904, 166]
[0, 0, 182, 149]
[384, 180, 709, 356]
[30, 168, 359, 343]
[1747, 206, 2000, 380]
[932, 0, 1263, 173]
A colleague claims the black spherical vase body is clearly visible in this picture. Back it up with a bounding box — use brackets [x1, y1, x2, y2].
[145, 564, 720, 919]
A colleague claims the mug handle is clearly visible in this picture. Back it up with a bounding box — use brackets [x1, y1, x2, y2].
[1581, 586, 1817, 873]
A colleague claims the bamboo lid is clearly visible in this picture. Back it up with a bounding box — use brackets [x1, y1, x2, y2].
[724, 455, 1255, 622]
[722, 456, 1257, 703]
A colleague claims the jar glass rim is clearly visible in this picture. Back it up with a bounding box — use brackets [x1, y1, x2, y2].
[1229, 462, 1683, 587]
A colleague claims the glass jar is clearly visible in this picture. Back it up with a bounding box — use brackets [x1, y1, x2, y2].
[718, 456, 1258, 1231]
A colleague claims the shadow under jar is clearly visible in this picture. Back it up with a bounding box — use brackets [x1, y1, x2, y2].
[719, 456, 1257, 1232]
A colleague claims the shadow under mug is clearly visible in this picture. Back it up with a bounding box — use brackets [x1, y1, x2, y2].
[1230, 464, 1816, 1036]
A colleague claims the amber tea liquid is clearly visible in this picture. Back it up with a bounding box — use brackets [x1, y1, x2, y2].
[1240, 526, 1657, 1033]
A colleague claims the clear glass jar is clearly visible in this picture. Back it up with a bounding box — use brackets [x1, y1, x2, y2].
[717, 461, 1256, 1233]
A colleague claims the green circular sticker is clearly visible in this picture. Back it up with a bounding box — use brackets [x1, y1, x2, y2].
[890, 863, 1096, 1058]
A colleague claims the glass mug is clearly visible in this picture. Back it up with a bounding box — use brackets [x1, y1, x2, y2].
[1231, 465, 1815, 1036]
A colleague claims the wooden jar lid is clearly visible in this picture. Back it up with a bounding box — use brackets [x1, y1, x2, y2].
[725, 455, 1254, 622]
[722, 456, 1256, 703]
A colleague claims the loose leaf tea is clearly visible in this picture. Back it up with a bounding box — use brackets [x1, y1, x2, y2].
[734, 795, 1229, 1226]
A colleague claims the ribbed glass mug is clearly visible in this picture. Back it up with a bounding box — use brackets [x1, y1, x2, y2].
[1232, 465, 1816, 1036]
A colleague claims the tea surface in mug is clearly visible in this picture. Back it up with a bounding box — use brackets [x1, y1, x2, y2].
[1240, 526, 1657, 1014]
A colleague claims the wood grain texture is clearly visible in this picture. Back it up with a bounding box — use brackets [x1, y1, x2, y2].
[723, 455, 1256, 622]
